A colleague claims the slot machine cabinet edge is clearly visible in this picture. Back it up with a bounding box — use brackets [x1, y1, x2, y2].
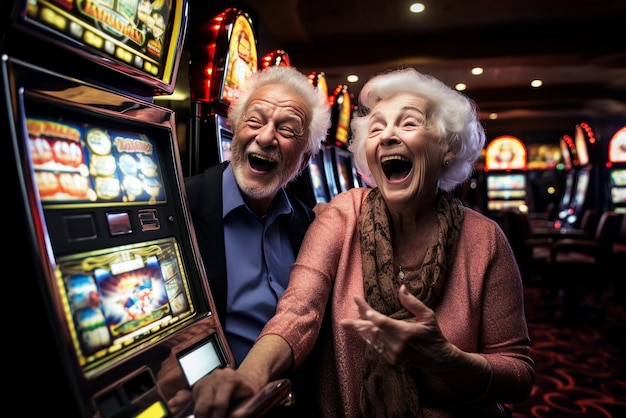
[2, 0, 237, 415]
[3, 56, 235, 417]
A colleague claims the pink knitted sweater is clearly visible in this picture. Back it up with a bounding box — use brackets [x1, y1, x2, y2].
[260, 188, 534, 417]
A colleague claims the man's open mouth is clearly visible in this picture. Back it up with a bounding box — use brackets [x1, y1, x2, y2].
[381, 155, 412, 181]
[249, 153, 278, 172]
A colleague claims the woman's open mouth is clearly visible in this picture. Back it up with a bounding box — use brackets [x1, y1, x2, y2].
[381, 155, 412, 181]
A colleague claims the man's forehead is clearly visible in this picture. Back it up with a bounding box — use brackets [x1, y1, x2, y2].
[247, 96, 309, 119]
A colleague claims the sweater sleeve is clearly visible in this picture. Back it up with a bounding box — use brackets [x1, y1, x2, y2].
[259, 189, 366, 367]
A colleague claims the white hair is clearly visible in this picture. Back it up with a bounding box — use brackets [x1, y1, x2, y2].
[349, 68, 486, 191]
[228, 65, 331, 157]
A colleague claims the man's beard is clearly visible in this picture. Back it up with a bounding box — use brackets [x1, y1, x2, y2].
[230, 143, 302, 200]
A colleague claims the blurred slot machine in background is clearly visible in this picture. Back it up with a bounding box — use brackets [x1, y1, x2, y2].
[607, 125, 626, 214]
[320, 83, 360, 199]
[484, 135, 528, 216]
[561, 122, 598, 228]
[261, 48, 291, 68]
[1, 0, 236, 416]
[554, 133, 580, 226]
[329, 84, 362, 191]
[187, 7, 258, 175]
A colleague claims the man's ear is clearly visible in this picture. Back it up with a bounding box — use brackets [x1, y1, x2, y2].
[298, 151, 313, 172]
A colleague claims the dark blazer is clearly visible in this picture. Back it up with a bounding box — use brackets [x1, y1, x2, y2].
[184, 161, 315, 330]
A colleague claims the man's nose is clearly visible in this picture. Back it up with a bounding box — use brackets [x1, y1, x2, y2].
[255, 123, 278, 146]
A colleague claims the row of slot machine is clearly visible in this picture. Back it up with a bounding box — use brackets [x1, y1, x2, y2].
[482, 122, 626, 228]
[183, 7, 364, 209]
[0, 1, 252, 417]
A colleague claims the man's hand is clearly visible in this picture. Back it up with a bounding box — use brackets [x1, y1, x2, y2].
[190, 367, 256, 418]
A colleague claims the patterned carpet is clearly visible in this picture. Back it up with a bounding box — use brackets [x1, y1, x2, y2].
[509, 288, 626, 418]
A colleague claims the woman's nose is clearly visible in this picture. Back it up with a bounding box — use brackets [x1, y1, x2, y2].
[380, 126, 401, 145]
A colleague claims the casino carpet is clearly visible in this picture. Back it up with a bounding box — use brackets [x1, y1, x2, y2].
[508, 287, 626, 418]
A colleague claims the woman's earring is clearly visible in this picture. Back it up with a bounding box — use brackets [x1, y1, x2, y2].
[444, 160, 450, 167]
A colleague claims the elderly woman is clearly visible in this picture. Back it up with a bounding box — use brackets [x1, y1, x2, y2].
[177, 68, 534, 418]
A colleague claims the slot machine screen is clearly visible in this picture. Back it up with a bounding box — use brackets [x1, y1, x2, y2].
[527, 144, 561, 170]
[610, 169, 626, 205]
[487, 174, 526, 193]
[27, 115, 167, 205]
[176, 335, 224, 386]
[56, 237, 198, 376]
[559, 171, 576, 209]
[12, 0, 187, 94]
[486, 173, 526, 211]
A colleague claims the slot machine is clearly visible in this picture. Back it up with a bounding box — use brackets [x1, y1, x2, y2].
[562, 122, 599, 228]
[324, 83, 360, 197]
[554, 133, 580, 225]
[607, 126, 626, 214]
[2, 1, 236, 416]
[187, 7, 258, 175]
[484, 135, 528, 216]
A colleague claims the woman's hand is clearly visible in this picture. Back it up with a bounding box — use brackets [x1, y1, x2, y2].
[340, 284, 459, 372]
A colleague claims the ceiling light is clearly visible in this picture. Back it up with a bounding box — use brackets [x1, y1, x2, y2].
[409, 3, 425, 13]
[531, 79, 543, 88]
[471, 67, 483, 76]
[455, 83, 467, 91]
[489, 113, 498, 120]
[347, 74, 359, 83]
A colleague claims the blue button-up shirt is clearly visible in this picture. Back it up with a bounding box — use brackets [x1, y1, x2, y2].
[222, 165, 295, 365]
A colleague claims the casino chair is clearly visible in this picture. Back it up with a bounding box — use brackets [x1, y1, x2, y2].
[499, 208, 553, 285]
[609, 213, 626, 302]
[578, 208, 598, 237]
[545, 210, 620, 318]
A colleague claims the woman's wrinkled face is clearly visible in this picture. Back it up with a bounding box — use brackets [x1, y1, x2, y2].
[230, 84, 311, 200]
[365, 93, 448, 207]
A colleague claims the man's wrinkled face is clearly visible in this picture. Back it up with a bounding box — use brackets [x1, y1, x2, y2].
[230, 84, 311, 201]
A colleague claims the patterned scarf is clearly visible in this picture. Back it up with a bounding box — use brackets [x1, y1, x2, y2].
[357, 188, 465, 417]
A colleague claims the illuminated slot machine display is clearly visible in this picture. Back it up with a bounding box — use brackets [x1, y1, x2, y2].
[2, 1, 236, 416]
[607, 125, 626, 214]
[562, 122, 598, 228]
[261, 49, 291, 69]
[187, 7, 258, 175]
[484, 135, 528, 215]
[325, 83, 361, 196]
